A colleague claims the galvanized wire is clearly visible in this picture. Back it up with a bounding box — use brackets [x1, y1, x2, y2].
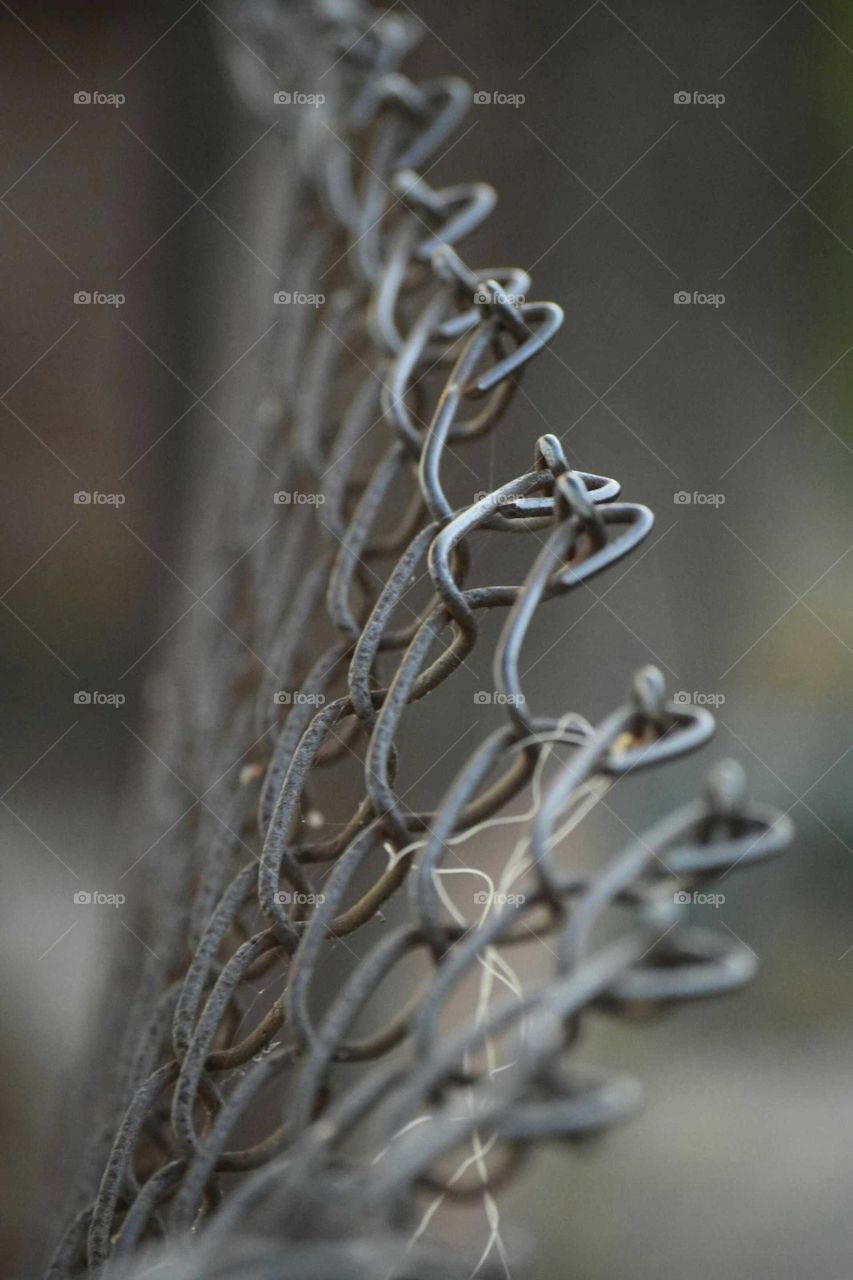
[48, 2, 793, 1276]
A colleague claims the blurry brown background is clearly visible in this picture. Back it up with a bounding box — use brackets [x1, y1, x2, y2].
[1, 1, 851, 1277]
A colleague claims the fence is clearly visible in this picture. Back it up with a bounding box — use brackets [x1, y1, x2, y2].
[48, 2, 792, 1276]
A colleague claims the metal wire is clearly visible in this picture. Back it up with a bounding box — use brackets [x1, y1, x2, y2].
[48, 2, 793, 1276]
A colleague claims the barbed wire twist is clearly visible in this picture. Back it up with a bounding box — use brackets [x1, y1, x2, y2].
[48, 2, 793, 1276]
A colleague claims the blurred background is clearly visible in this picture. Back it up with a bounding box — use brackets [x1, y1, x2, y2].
[1, 1, 850, 1276]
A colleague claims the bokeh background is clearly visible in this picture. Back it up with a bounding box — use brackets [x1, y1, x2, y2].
[1, 1, 851, 1277]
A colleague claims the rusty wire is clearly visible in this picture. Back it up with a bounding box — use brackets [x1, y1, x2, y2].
[48, 2, 793, 1276]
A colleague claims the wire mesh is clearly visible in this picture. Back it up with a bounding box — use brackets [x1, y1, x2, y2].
[48, 2, 793, 1276]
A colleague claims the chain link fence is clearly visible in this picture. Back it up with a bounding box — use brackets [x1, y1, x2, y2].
[48, 2, 792, 1275]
